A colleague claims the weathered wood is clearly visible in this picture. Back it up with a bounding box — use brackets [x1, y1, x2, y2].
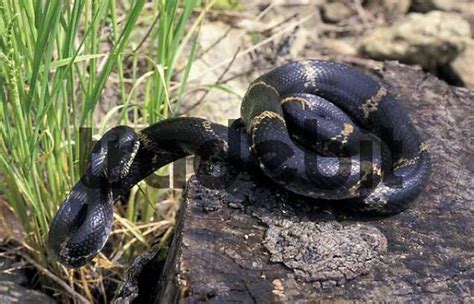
[120, 61, 474, 303]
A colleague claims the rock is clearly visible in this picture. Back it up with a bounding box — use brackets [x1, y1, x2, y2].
[0, 281, 56, 304]
[411, 0, 474, 37]
[449, 41, 474, 89]
[321, 2, 353, 23]
[180, 21, 253, 124]
[360, 11, 472, 69]
[0, 256, 55, 304]
[322, 38, 358, 56]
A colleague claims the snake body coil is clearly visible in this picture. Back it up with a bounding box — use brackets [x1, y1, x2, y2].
[48, 60, 431, 268]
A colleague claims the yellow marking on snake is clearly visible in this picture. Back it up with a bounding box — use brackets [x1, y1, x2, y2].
[348, 161, 382, 197]
[202, 120, 212, 130]
[394, 144, 428, 169]
[361, 86, 387, 119]
[249, 111, 286, 144]
[365, 183, 394, 207]
[121, 140, 140, 178]
[202, 120, 218, 138]
[244, 81, 280, 99]
[341, 123, 354, 144]
[300, 60, 318, 88]
[328, 123, 354, 148]
[202, 120, 229, 151]
[249, 110, 286, 129]
[138, 133, 159, 151]
[202, 120, 216, 137]
[419, 142, 429, 152]
[280, 96, 308, 109]
[394, 157, 417, 169]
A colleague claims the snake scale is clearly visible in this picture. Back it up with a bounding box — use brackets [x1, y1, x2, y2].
[48, 60, 431, 268]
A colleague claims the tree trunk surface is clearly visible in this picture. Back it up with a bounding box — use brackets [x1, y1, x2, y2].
[120, 60, 474, 303]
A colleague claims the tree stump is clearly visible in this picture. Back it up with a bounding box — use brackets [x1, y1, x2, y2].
[117, 61, 474, 303]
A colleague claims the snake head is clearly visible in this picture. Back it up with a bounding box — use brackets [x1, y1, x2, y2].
[48, 126, 139, 268]
[85, 126, 140, 186]
[48, 179, 114, 268]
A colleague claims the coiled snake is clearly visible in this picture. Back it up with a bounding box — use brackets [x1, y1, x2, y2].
[48, 60, 431, 268]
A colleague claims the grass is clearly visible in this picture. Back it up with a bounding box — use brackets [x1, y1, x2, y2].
[0, 0, 212, 301]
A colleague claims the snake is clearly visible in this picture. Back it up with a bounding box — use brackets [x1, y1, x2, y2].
[48, 60, 431, 268]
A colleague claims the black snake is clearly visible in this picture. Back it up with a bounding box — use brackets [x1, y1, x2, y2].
[48, 60, 431, 268]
